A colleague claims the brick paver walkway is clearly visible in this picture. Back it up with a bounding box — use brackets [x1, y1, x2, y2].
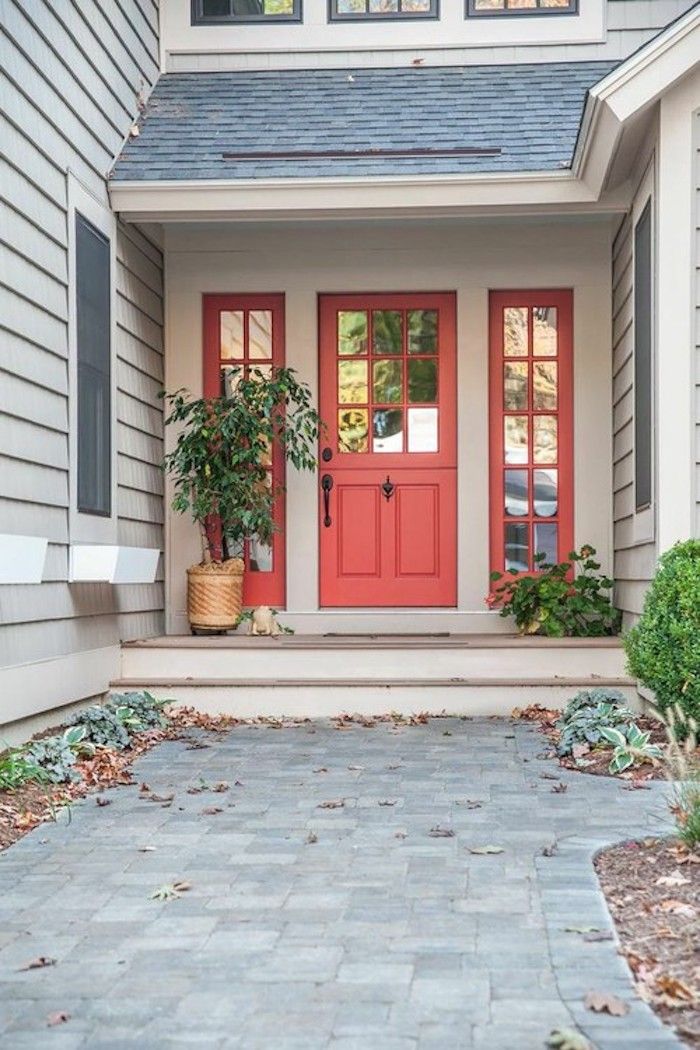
[0, 718, 681, 1049]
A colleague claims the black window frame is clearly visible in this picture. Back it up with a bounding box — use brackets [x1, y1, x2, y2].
[633, 197, 653, 514]
[191, 0, 302, 23]
[330, 0, 438, 21]
[466, 0, 577, 16]
[75, 211, 112, 519]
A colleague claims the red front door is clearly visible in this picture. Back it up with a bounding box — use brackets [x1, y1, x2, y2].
[319, 293, 457, 607]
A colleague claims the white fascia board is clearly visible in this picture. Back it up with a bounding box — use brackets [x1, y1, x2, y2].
[0, 534, 48, 584]
[70, 545, 160, 584]
[109, 170, 624, 223]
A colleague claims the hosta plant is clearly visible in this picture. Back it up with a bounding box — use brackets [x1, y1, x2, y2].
[561, 688, 627, 719]
[26, 726, 95, 784]
[556, 700, 636, 758]
[599, 723, 663, 774]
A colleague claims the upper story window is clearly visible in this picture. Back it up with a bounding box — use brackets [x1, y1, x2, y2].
[331, 0, 438, 20]
[192, 0, 302, 23]
[467, 0, 576, 15]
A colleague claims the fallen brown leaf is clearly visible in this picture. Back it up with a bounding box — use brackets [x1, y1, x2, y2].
[658, 899, 697, 919]
[18, 956, 56, 971]
[584, 991, 629, 1016]
[47, 1012, 70, 1027]
[318, 799, 344, 809]
[429, 826, 455, 838]
[201, 806, 223, 815]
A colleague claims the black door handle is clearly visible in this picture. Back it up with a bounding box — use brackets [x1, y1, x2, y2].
[382, 475, 395, 501]
[321, 474, 333, 527]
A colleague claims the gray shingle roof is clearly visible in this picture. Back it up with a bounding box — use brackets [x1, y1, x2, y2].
[111, 62, 617, 182]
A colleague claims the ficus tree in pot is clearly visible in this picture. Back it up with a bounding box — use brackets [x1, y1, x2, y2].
[163, 366, 322, 631]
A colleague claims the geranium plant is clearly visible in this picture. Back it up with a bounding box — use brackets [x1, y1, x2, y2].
[488, 546, 620, 637]
[163, 367, 322, 563]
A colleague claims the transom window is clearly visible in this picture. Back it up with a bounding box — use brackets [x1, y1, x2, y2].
[331, 0, 437, 20]
[192, 0, 301, 23]
[468, 0, 576, 15]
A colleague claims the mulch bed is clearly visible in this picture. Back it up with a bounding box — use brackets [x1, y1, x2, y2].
[596, 838, 700, 1047]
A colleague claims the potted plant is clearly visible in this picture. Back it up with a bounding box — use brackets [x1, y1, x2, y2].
[163, 367, 321, 633]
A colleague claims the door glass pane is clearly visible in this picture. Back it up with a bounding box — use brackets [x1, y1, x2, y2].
[373, 359, 402, 403]
[249, 535, 273, 573]
[372, 310, 403, 355]
[373, 408, 403, 452]
[533, 361, 557, 410]
[535, 522, 558, 566]
[505, 522, 529, 572]
[503, 307, 528, 356]
[408, 358, 437, 403]
[534, 469, 557, 517]
[249, 310, 272, 360]
[338, 311, 368, 355]
[504, 362, 528, 410]
[338, 359, 368, 404]
[533, 416, 557, 463]
[220, 311, 244, 359]
[221, 365, 242, 396]
[407, 407, 438, 452]
[533, 307, 557, 356]
[338, 408, 368, 453]
[505, 469, 528, 516]
[249, 363, 272, 383]
[504, 416, 528, 463]
[408, 310, 438, 354]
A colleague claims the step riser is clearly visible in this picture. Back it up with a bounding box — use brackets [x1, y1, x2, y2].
[109, 683, 640, 719]
[121, 647, 628, 682]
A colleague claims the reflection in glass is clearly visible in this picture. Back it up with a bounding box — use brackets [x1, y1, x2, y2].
[504, 415, 528, 463]
[534, 416, 557, 463]
[535, 522, 558, 566]
[372, 310, 402, 355]
[503, 307, 528, 356]
[338, 408, 368, 453]
[505, 469, 528, 516]
[504, 362, 528, 410]
[373, 409, 403, 453]
[407, 407, 438, 452]
[373, 359, 402, 404]
[534, 469, 557, 517]
[408, 310, 438, 354]
[338, 311, 368, 355]
[338, 359, 368, 404]
[220, 311, 244, 359]
[533, 361, 557, 410]
[505, 522, 529, 573]
[533, 307, 557, 356]
[221, 365, 243, 397]
[249, 310, 272, 360]
[408, 358, 437, 403]
[249, 535, 273, 573]
[248, 364, 272, 384]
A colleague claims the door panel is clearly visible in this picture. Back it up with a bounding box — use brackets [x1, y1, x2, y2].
[319, 294, 457, 608]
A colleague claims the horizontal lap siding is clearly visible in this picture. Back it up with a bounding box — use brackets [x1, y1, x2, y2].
[0, 0, 163, 717]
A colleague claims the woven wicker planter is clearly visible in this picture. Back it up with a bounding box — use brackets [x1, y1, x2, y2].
[187, 559, 244, 633]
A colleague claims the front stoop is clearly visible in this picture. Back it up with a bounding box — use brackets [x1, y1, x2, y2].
[113, 635, 635, 717]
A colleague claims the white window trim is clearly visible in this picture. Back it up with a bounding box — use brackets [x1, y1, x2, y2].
[630, 158, 656, 546]
[67, 173, 118, 545]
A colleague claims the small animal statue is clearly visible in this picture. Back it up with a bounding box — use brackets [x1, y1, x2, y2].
[248, 605, 280, 637]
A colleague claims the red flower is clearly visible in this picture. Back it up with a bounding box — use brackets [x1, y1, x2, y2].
[485, 593, 499, 608]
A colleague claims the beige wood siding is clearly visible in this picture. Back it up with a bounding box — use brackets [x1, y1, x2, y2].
[0, 0, 163, 725]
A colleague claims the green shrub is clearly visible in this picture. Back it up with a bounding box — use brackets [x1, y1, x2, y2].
[25, 726, 94, 784]
[624, 540, 700, 724]
[556, 700, 636, 757]
[0, 748, 49, 791]
[489, 546, 620, 637]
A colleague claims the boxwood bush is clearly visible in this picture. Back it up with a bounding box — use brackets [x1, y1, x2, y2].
[624, 540, 700, 723]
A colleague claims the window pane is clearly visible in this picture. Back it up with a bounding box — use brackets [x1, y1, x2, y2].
[221, 311, 244, 360]
[408, 310, 438, 354]
[533, 416, 557, 463]
[338, 360, 368, 404]
[508, 0, 537, 8]
[634, 200, 652, 511]
[200, 0, 297, 15]
[336, 0, 366, 10]
[474, 0, 505, 7]
[373, 409, 403, 452]
[372, 310, 402, 355]
[373, 359, 402, 403]
[534, 469, 557, 517]
[249, 310, 272, 360]
[408, 359, 437, 403]
[221, 365, 243, 396]
[533, 307, 557, 356]
[535, 522, 558, 566]
[504, 362, 528, 410]
[338, 408, 368, 453]
[249, 535, 273, 573]
[369, 0, 399, 10]
[505, 469, 528, 516]
[407, 407, 438, 452]
[533, 361, 557, 410]
[338, 311, 368, 356]
[503, 307, 528, 356]
[504, 416, 527, 463]
[505, 522, 529, 573]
